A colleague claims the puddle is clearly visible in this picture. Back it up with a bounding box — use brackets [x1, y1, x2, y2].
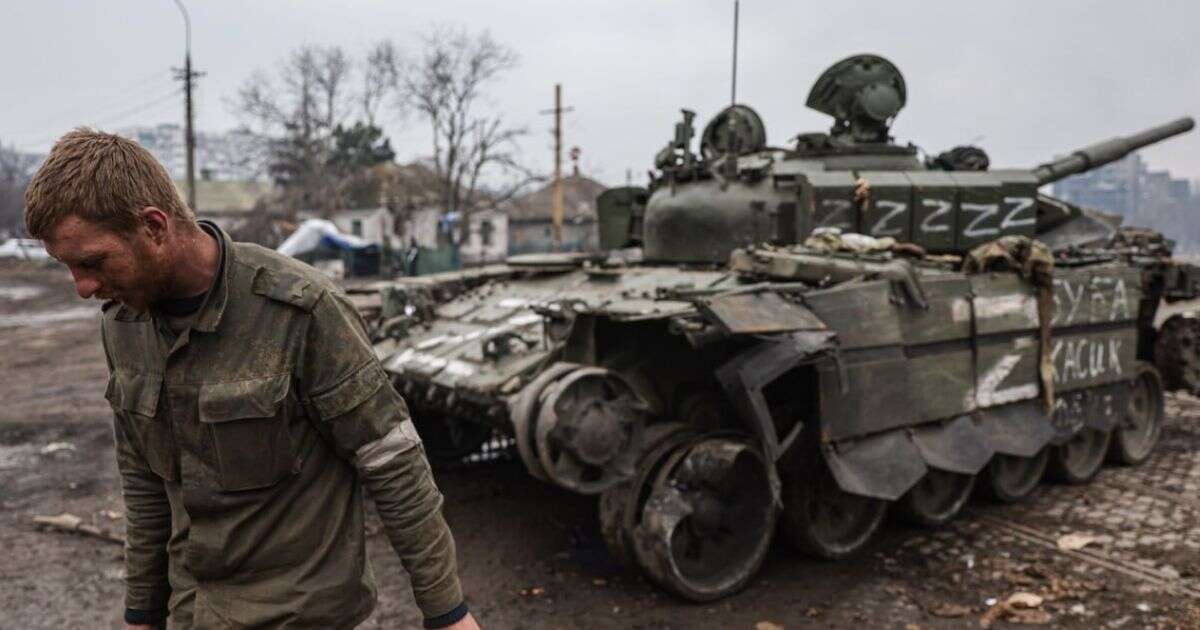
[0, 306, 98, 328]
[0, 285, 45, 301]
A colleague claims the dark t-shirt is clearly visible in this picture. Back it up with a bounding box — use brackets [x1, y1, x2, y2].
[151, 223, 224, 333]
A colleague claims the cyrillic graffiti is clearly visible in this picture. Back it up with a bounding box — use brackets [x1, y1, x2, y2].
[1050, 335, 1124, 384]
[1052, 276, 1132, 326]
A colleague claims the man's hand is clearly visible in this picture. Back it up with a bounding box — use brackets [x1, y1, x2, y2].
[125, 625, 157, 630]
[442, 612, 481, 630]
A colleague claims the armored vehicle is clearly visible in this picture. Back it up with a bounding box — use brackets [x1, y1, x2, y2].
[370, 54, 1198, 601]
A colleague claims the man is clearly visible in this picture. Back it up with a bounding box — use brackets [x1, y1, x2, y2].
[24, 129, 481, 630]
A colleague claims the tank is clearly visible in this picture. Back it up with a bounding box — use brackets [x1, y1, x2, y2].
[368, 54, 1198, 601]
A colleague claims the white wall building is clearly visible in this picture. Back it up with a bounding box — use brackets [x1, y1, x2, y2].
[395, 206, 508, 266]
[328, 207, 394, 246]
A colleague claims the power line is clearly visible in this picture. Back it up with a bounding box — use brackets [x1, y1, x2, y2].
[12, 87, 184, 152]
[1, 69, 174, 139]
[90, 87, 184, 127]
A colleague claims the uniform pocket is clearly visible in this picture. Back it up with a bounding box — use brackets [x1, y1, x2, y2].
[106, 370, 177, 481]
[198, 374, 295, 491]
[105, 370, 163, 418]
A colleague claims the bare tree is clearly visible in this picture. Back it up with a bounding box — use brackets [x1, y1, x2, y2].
[362, 41, 400, 128]
[232, 30, 535, 237]
[233, 45, 357, 214]
[398, 27, 537, 238]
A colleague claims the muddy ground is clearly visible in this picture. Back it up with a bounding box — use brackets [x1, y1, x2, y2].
[1, 259, 1199, 629]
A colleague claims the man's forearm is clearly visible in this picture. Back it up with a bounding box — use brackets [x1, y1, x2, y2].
[356, 428, 465, 621]
[118, 457, 172, 616]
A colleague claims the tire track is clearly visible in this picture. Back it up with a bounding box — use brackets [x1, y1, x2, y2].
[968, 511, 1200, 599]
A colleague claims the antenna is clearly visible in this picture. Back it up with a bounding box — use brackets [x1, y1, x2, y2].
[720, 0, 742, 185]
[730, 0, 739, 107]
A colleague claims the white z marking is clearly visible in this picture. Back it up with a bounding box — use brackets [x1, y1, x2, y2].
[870, 200, 908, 236]
[977, 352, 1039, 407]
[1001, 196, 1036, 230]
[819, 199, 854, 229]
[962, 203, 1000, 238]
[919, 198, 953, 233]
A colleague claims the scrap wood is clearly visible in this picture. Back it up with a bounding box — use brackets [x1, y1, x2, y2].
[33, 512, 124, 545]
[979, 592, 1051, 628]
[39, 442, 75, 455]
[1006, 592, 1044, 608]
[1056, 532, 1101, 551]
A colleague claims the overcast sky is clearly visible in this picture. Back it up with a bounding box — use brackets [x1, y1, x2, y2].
[2, 0, 1198, 187]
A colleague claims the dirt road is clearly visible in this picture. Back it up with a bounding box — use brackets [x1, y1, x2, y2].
[1, 260, 1198, 629]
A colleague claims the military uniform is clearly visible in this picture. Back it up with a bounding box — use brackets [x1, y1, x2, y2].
[102, 223, 464, 628]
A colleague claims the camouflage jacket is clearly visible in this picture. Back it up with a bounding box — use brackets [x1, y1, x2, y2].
[102, 223, 463, 628]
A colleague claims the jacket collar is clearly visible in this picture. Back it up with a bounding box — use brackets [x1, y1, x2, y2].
[190, 220, 234, 333]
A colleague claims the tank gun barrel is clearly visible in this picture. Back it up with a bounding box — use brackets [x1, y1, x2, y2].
[1032, 117, 1194, 185]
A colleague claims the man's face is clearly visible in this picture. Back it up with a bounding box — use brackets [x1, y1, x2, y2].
[43, 214, 170, 312]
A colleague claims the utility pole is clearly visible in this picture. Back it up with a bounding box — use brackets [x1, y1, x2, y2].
[550, 85, 564, 250]
[172, 0, 203, 211]
[539, 84, 573, 250]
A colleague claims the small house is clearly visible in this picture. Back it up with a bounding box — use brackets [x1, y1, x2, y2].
[502, 175, 605, 254]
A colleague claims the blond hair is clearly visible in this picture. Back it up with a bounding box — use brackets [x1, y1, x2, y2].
[24, 128, 194, 239]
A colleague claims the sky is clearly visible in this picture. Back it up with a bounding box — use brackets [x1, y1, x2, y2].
[2, 0, 1198, 187]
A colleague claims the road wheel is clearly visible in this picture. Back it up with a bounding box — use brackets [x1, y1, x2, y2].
[1110, 364, 1165, 465]
[1048, 428, 1112, 484]
[782, 445, 887, 559]
[979, 449, 1049, 502]
[630, 436, 776, 601]
[510, 363, 579, 481]
[598, 423, 695, 568]
[534, 367, 648, 494]
[895, 469, 976, 527]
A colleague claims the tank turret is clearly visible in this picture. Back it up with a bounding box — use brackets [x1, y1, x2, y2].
[636, 54, 1195, 263]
